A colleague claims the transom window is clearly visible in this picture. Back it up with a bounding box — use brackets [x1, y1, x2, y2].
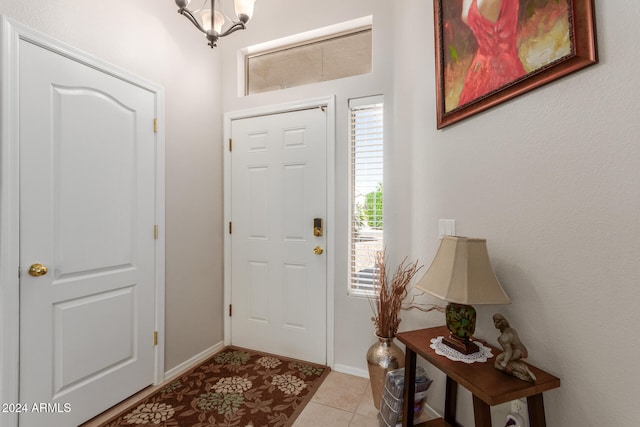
[245, 28, 372, 95]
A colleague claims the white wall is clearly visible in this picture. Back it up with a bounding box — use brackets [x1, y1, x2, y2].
[391, 1, 640, 426]
[223, 1, 640, 426]
[0, 0, 225, 371]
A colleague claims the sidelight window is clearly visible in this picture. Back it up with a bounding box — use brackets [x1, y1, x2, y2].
[348, 96, 384, 295]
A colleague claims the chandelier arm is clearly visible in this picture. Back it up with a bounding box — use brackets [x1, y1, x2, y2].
[218, 22, 246, 38]
[178, 8, 207, 34]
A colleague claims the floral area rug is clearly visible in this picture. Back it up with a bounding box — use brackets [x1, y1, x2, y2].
[99, 346, 330, 427]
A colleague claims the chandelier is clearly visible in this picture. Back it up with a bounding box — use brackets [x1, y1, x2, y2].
[175, 0, 256, 48]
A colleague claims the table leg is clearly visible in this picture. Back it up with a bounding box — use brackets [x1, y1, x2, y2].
[444, 376, 457, 425]
[402, 349, 417, 427]
[472, 395, 492, 427]
[527, 394, 547, 427]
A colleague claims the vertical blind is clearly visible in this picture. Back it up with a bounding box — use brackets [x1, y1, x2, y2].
[349, 97, 384, 294]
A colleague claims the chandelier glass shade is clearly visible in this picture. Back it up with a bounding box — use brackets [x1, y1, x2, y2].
[175, 0, 256, 48]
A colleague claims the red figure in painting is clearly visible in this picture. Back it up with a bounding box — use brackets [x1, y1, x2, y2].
[458, 0, 526, 106]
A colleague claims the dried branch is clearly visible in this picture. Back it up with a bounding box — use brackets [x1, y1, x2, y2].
[402, 291, 445, 313]
[369, 251, 432, 338]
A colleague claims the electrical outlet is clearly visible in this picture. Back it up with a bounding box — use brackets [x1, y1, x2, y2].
[510, 398, 526, 415]
[509, 398, 528, 427]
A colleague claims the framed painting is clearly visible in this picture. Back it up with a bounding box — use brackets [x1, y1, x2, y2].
[434, 0, 598, 129]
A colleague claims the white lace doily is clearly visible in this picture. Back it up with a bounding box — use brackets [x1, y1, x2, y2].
[430, 336, 493, 363]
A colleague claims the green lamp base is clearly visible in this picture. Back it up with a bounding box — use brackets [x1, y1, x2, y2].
[444, 302, 480, 355]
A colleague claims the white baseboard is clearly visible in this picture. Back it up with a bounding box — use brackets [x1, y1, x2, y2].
[164, 341, 225, 380]
[333, 363, 369, 379]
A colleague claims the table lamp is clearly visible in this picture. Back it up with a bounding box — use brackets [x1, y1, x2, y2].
[414, 236, 510, 354]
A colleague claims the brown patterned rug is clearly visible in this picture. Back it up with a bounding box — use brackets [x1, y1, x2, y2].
[98, 346, 330, 427]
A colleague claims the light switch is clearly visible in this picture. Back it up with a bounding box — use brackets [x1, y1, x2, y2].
[438, 219, 456, 238]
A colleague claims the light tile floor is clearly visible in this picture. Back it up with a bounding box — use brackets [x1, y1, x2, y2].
[294, 371, 379, 427]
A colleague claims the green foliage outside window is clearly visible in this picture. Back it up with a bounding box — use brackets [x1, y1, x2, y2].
[364, 183, 383, 229]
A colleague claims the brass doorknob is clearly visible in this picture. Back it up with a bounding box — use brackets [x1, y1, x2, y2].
[313, 246, 324, 255]
[28, 263, 48, 277]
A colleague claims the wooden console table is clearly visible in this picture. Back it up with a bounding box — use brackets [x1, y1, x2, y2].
[397, 326, 560, 427]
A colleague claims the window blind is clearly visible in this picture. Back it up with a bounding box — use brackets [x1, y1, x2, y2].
[349, 98, 384, 294]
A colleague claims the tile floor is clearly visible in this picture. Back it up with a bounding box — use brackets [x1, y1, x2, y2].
[294, 371, 379, 427]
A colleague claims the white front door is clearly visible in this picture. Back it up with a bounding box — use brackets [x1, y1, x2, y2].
[18, 39, 158, 426]
[230, 107, 327, 364]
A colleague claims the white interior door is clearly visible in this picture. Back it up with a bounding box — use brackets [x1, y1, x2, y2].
[18, 39, 158, 426]
[230, 107, 327, 364]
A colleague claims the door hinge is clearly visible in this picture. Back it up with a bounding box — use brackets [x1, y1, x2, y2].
[229, 304, 232, 317]
[154, 225, 159, 240]
[229, 138, 232, 152]
[228, 222, 232, 234]
[154, 331, 158, 346]
[154, 118, 158, 133]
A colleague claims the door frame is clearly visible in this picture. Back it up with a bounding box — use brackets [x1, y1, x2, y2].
[0, 17, 166, 427]
[223, 97, 336, 368]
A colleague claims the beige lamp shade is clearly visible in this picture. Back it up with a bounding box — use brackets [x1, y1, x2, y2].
[414, 236, 510, 305]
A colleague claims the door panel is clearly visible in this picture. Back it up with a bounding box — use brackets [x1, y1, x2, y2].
[282, 164, 306, 240]
[231, 108, 327, 364]
[19, 39, 156, 427]
[53, 86, 136, 274]
[53, 286, 135, 394]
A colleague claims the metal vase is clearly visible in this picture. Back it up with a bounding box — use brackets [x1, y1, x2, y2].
[366, 335, 405, 409]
